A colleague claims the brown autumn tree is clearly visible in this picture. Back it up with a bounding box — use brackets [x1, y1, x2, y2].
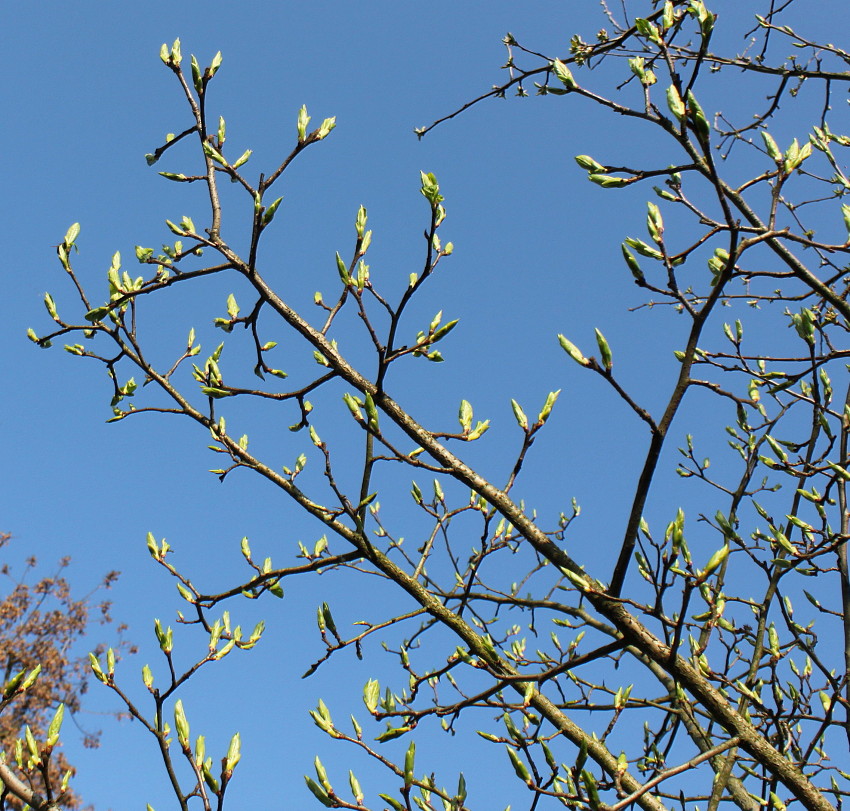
[0, 531, 124, 809]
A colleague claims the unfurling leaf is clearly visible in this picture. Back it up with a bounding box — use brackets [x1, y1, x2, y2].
[64, 223, 81, 247]
[551, 59, 577, 89]
[666, 84, 686, 121]
[458, 399, 473, 432]
[363, 679, 380, 713]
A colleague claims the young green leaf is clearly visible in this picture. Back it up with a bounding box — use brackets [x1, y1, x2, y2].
[666, 85, 686, 120]
[551, 59, 577, 89]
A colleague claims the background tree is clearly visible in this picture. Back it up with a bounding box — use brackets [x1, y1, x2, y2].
[6, 1, 850, 809]
[0, 532, 126, 809]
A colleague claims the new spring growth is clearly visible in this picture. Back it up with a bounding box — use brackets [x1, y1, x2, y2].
[686, 90, 711, 140]
[646, 202, 664, 244]
[594, 329, 613, 371]
[666, 84, 686, 122]
[621, 244, 645, 283]
[558, 334, 590, 366]
[419, 171, 443, 206]
[297, 105, 336, 143]
[697, 543, 729, 584]
[629, 56, 657, 86]
[225, 732, 241, 774]
[404, 741, 416, 788]
[45, 703, 65, 752]
[159, 38, 182, 68]
[174, 700, 190, 750]
[634, 17, 662, 44]
[575, 154, 605, 173]
[551, 59, 577, 90]
[510, 399, 528, 431]
[762, 130, 782, 162]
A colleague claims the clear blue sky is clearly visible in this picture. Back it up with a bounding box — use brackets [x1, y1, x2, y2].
[2, 2, 844, 809]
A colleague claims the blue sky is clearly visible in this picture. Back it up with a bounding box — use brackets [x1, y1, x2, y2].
[3, 2, 847, 809]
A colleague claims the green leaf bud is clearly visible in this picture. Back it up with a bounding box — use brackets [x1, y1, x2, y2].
[304, 776, 333, 807]
[404, 741, 416, 787]
[575, 155, 605, 173]
[89, 653, 106, 683]
[25, 725, 41, 765]
[621, 244, 645, 283]
[190, 55, 202, 93]
[46, 703, 64, 749]
[458, 399, 473, 432]
[685, 89, 710, 140]
[588, 173, 629, 188]
[537, 389, 561, 424]
[202, 141, 227, 166]
[174, 700, 190, 749]
[558, 334, 590, 366]
[467, 420, 490, 441]
[699, 543, 729, 581]
[336, 252, 350, 284]
[624, 236, 663, 260]
[510, 399, 528, 430]
[297, 105, 310, 142]
[342, 392, 363, 421]
[225, 732, 241, 773]
[761, 130, 781, 161]
[646, 202, 664, 244]
[317, 117, 336, 139]
[506, 746, 531, 784]
[594, 328, 613, 371]
[232, 149, 252, 169]
[262, 196, 283, 226]
[349, 771, 364, 805]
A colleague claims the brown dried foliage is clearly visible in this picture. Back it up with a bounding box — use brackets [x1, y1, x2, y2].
[0, 531, 128, 810]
